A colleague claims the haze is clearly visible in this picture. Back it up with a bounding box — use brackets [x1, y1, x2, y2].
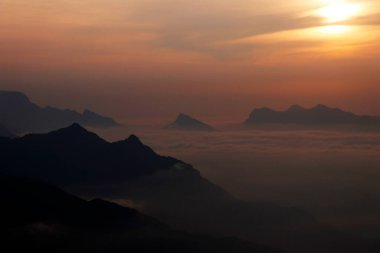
[1, 0, 380, 124]
[91, 126, 380, 236]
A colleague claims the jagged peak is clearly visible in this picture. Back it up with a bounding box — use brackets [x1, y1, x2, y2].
[288, 105, 305, 111]
[0, 90, 29, 99]
[20, 123, 108, 147]
[83, 109, 96, 115]
[177, 113, 193, 120]
[64, 123, 88, 131]
[174, 113, 204, 124]
[312, 104, 331, 110]
[112, 134, 157, 156]
[167, 113, 214, 131]
[125, 134, 144, 145]
[0, 90, 34, 105]
[251, 107, 275, 113]
[45, 123, 105, 142]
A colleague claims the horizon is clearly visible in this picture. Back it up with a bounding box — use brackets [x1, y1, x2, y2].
[1, 0, 380, 123]
[1, 89, 380, 126]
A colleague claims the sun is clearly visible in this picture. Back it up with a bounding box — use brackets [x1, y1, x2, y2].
[316, 0, 361, 23]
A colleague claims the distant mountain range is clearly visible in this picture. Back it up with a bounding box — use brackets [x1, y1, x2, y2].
[3, 90, 379, 133]
[166, 113, 215, 131]
[0, 175, 276, 253]
[0, 91, 118, 134]
[244, 104, 380, 129]
[0, 123, 371, 252]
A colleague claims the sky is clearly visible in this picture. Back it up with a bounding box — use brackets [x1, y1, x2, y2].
[1, 0, 380, 124]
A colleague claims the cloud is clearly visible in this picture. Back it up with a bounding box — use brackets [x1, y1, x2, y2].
[126, 0, 324, 56]
[2, 0, 380, 124]
[93, 127, 380, 232]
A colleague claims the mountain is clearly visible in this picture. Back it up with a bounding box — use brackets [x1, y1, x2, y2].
[5, 123, 182, 184]
[166, 113, 215, 131]
[243, 104, 380, 129]
[0, 123, 15, 138]
[0, 91, 118, 134]
[0, 175, 277, 253]
[0, 124, 369, 252]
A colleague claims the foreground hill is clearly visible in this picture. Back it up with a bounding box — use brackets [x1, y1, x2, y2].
[0, 124, 372, 252]
[166, 113, 215, 131]
[244, 104, 380, 130]
[0, 91, 118, 134]
[0, 175, 276, 253]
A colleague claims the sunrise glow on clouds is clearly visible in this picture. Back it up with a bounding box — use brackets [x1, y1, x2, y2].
[1, 0, 380, 121]
[2, 0, 379, 64]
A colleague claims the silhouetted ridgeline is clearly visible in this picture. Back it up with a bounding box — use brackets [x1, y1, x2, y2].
[166, 113, 215, 131]
[0, 124, 374, 253]
[0, 91, 118, 134]
[0, 175, 277, 253]
[244, 104, 380, 130]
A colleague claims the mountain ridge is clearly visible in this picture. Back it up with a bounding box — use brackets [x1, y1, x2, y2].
[244, 104, 380, 128]
[1, 123, 187, 185]
[0, 123, 357, 252]
[0, 90, 119, 134]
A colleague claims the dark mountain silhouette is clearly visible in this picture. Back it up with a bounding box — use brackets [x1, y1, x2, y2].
[0, 124, 370, 252]
[244, 104, 380, 129]
[0, 123, 15, 138]
[3, 123, 182, 184]
[0, 91, 118, 134]
[166, 113, 215, 131]
[0, 175, 277, 253]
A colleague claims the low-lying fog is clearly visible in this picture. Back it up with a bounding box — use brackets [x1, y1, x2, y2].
[93, 126, 380, 236]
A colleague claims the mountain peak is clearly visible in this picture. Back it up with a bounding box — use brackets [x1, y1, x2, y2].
[21, 123, 108, 147]
[252, 107, 275, 113]
[313, 104, 330, 110]
[0, 90, 31, 102]
[83, 109, 102, 116]
[244, 104, 376, 127]
[125, 134, 143, 145]
[288, 105, 305, 111]
[177, 113, 193, 121]
[166, 113, 215, 131]
[0, 90, 118, 134]
[50, 123, 107, 144]
[83, 109, 93, 114]
[61, 123, 89, 133]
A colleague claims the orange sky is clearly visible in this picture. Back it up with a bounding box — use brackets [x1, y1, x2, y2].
[1, 0, 380, 124]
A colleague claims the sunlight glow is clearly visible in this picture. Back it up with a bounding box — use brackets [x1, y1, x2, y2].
[318, 25, 351, 35]
[316, 1, 362, 23]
